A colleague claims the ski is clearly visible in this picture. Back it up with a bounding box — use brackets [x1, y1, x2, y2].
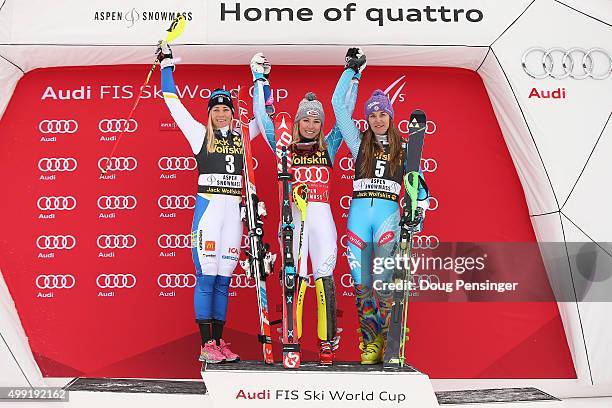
[237, 86, 275, 365]
[274, 112, 305, 369]
[383, 109, 427, 369]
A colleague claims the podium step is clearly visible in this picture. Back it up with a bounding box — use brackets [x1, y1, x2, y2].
[436, 387, 559, 404]
[66, 378, 206, 395]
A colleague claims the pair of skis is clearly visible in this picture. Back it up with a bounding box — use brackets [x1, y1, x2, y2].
[237, 88, 308, 368]
[275, 112, 308, 369]
[237, 88, 276, 365]
[383, 109, 428, 369]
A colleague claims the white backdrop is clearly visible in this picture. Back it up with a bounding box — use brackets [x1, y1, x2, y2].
[1, 0, 611, 394]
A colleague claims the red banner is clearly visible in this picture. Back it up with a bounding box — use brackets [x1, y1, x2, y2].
[0, 64, 575, 379]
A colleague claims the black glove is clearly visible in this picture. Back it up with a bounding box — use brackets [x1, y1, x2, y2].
[344, 47, 366, 74]
[156, 41, 173, 63]
[406, 207, 424, 232]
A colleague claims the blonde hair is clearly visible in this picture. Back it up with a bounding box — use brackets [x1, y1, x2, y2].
[205, 116, 234, 153]
[291, 122, 327, 151]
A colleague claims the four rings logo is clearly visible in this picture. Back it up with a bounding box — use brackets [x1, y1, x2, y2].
[158, 157, 197, 171]
[98, 157, 138, 172]
[522, 47, 612, 80]
[294, 167, 330, 184]
[158, 234, 191, 249]
[36, 235, 76, 250]
[413, 235, 440, 249]
[37, 196, 76, 211]
[241, 233, 249, 249]
[339, 234, 348, 249]
[158, 195, 196, 210]
[341, 273, 354, 288]
[157, 274, 196, 288]
[398, 119, 437, 135]
[38, 120, 78, 134]
[36, 274, 75, 289]
[421, 158, 438, 173]
[97, 195, 137, 210]
[96, 274, 136, 289]
[97, 234, 137, 249]
[231, 274, 257, 289]
[38, 158, 77, 172]
[400, 196, 439, 211]
[340, 195, 352, 210]
[339, 157, 355, 172]
[98, 119, 138, 133]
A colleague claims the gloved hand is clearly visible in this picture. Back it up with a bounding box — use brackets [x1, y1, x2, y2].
[345, 47, 366, 74]
[406, 206, 425, 233]
[250, 52, 271, 81]
[156, 41, 175, 70]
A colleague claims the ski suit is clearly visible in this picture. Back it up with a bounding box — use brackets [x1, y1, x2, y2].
[332, 68, 429, 345]
[161, 66, 259, 327]
[252, 77, 358, 342]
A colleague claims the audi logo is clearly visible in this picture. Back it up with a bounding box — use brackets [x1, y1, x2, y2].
[37, 196, 76, 211]
[36, 274, 76, 289]
[421, 158, 438, 173]
[96, 274, 137, 289]
[36, 235, 76, 250]
[339, 157, 355, 172]
[412, 235, 440, 249]
[98, 118, 138, 133]
[158, 157, 197, 171]
[97, 195, 137, 210]
[522, 47, 611, 80]
[400, 196, 438, 211]
[425, 121, 436, 135]
[413, 273, 441, 286]
[428, 197, 439, 211]
[97, 234, 137, 249]
[340, 234, 348, 249]
[231, 274, 257, 288]
[158, 195, 195, 210]
[158, 234, 192, 249]
[38, 119, 78, 134]
[38, 157, 77, 172]
[341, 273, 354, 288]
[157, 274, 196, 288]
[294, 166, 330, 184]
[98, 157, 138, 172]
[398, 119, 437, 135]
[340, 195, 352, 210]
[241, 234, 249, 249]
[353, 119, 369, 132]
[252, 157, 259, 170]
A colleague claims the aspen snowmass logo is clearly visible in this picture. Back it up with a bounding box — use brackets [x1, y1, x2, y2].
[93, 9, 193, 28]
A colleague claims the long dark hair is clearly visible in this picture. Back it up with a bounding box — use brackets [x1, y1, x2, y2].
[359, 120, 403, 178]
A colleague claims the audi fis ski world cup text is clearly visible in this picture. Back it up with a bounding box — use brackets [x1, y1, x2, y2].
[235, 388, 407, 404]
[40, 84, 289, 102]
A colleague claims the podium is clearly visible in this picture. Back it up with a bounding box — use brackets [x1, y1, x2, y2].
[202, 361, 439, 407]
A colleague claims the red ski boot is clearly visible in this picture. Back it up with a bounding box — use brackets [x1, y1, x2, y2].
[319, 341, 334, 365]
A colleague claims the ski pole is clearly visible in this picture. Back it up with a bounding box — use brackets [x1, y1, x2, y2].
[101, 15, 187, 176]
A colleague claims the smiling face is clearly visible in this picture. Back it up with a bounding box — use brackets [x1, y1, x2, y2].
[209, 105, 233, 129]
[368, 111, 390, 135]
[298, 116, 322, 140]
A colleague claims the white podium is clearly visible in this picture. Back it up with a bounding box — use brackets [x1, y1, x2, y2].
[202, 361, 439, 408]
